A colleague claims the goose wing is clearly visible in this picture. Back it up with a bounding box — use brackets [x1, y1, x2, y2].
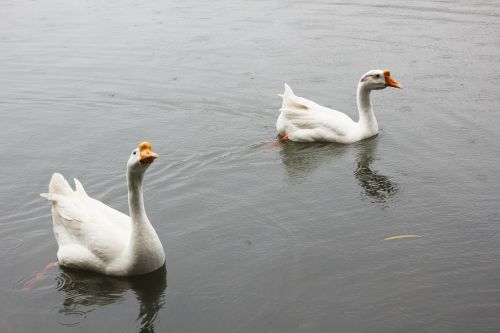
[41, 173, 129, 262]
[280, 83, 356, 136]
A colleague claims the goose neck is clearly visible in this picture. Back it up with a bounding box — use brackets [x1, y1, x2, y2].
[356, 84, 378, 133]
[357, 84, 372, 114]
[128, 170, 146, 222]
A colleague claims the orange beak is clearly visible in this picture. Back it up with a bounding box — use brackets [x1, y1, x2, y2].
[139, 141, 159, 165]
[383, 69, 402, 89]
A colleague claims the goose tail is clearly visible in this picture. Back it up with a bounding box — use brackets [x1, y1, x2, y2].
[41, 173, 73, 198]
[280, 83, 296, 109]
[279, 83, 309, 112]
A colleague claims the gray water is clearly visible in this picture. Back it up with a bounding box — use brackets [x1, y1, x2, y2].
[1, 0, 500, 332]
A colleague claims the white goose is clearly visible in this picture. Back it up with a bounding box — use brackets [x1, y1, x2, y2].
[277, 69, 402, 143]
[40, 142, 165, 276]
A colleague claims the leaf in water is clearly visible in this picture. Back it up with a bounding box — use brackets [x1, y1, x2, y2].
[384, 234, 421, 241]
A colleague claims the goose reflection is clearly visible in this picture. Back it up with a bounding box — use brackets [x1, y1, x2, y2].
[279, 142, 349, 184]
[353, 138, 399, 205]
[279, 137, 398, 204]
[55, 265, 166, 332]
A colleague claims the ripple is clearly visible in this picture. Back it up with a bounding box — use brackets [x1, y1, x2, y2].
[56, 310, 87, 327]
[55, 271, 74, 291]
[0, 237, 24, 251]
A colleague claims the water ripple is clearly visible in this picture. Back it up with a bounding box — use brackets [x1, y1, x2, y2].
[54, 271, 74, 291]
[55, 310, 87, 327]
[0, 237, 24, 251]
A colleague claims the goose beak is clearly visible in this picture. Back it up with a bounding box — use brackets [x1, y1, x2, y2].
[383, 69, 402, 89]
[140, 151, 159, 165]
[139, 141, 159, 165]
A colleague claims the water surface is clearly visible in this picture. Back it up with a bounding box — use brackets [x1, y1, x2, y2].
[1, 0, 500, 332]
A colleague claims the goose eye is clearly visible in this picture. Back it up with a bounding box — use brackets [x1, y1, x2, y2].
[133, 151, 137, 155]
[374, 74, 380, 79]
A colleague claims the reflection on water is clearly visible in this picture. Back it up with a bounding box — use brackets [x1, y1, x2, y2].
[2, 0, 499, 330]
[55, 265, 167, 332]
[353, 138, 399, 205]
[279, 142, 349, 184]
[279, 137, 398, 204]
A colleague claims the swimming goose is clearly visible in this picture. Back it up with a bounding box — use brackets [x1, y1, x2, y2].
[40, 142, 165, 276]
[277, 69, 401, 143]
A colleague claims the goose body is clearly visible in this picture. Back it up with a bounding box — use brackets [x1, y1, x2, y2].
[41, 142, 165, 276]
[277, 69, 401, 143]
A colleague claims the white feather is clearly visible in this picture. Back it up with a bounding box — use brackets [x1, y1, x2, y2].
[277, 70, 400, 143]
[41, 156, 164, 277]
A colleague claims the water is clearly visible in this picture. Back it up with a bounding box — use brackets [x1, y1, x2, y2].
[1, 0, 500, 331]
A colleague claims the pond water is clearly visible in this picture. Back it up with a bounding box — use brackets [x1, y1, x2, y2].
[1, 0, 500, 332]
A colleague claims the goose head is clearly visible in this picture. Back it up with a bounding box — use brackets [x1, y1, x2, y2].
[127, 141, 159, 174]
[360, 69, 402, 90]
